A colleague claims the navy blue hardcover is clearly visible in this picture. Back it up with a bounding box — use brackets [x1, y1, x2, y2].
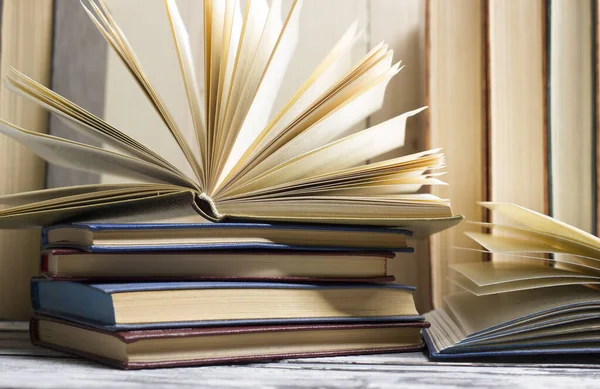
[31, 278, 423, 331]
[41, 222, 414, 253]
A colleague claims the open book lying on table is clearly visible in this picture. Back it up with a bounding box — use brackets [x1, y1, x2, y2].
[0, 0, 460, 233]
[424, 202, 600, 358]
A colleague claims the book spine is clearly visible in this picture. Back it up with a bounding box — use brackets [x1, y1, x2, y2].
[40, 253, 49, 274]
[426, 0, 487, 308]
[548, 0, 595, 237]
[0, 0, 54, 320]
[30, 281, 41, 311]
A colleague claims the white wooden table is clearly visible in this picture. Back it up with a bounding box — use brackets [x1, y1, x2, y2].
[1, 323, 600, 388]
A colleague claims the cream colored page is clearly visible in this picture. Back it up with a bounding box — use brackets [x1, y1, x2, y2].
[0, 184, 167, 206]
[469, 221, 600, 258]
[217, 0, 288, 186]
[215, 1, 243, 136]
[246, 67, 397, 181]
[451, 261, 587, 286]
[481, 202, 600, 249]
[461, 319, 600, 347]
[102, 0, 203, 184]
[215, 0, 269, 168]
[445, 286, 600, 335]
[227, 45, 391, 185]
[231, 106, 422, 194]
[451, 272, 600, 296]
[262, 21, 360, 152]
[0, 119, 193, 188]
[466, 232, 577, 254]
[5, 69, 179, 173]
[207, 0, 225, 134]
[220, 0, 302, 185]
[164, 0, 207, 169]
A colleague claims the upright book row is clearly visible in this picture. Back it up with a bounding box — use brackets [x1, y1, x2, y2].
[427, 0, 599, 307]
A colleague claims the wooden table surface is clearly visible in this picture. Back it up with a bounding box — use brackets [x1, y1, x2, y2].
[1, 323, 599, 388]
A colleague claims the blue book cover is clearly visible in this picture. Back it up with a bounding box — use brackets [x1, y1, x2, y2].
[31, 278, 423, 331]
[41, 222, 414, 253]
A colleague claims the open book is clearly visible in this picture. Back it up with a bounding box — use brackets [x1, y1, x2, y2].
[424, 202, 600, 358]
[0, 0, 461, 232]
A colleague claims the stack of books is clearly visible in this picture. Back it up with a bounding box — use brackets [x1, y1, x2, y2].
[31, 221, 431, 369]
[0, 0, 462, 369]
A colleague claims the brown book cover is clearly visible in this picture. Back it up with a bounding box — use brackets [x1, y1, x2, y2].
[31, 315, 429, 370]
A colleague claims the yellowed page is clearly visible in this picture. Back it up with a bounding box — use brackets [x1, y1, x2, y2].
[164, 0, 207, 174]
[481, 202, 600, 250]
[213, 0, 269, 174]
[0, 119, 195, 188]
[450, 271, 600, 296]
[219, 0, 303, 188]
[5, 68, 181, 175]
[227, 106, 423, 195]
[445, 286, 600, 336]
[235, 59, 398, 185]
[83, 0, 204, 185]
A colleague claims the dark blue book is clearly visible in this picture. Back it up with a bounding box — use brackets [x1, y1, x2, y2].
[41, 222, 414, 253]
[31, 278, 423, 331]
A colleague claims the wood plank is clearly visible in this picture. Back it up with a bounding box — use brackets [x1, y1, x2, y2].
[3, 352, 600, 388]
[3, 332, 600, 387]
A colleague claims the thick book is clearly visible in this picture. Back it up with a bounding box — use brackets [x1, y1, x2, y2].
[424, 202, 600, 358]
[487, 1, 548, 227]
[0, 0, 462, 234]
[30, 315, 429, 369]
[0, 0, 54, 320]
[41, 222, 414, 252]
[548, 0, 595, 237]
[31, 278, 422, 331]
[426, 0, 487, 308]
[41, 249, 396, 283]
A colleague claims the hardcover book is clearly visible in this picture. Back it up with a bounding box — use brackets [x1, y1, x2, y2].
[31, 315, 429, 369]
[41, 222, 413, 252]
[31, 278, 422, 331]
[0, 0, 462, 232]
[424, 203, 600, 358]
[41, 249, 397, 283]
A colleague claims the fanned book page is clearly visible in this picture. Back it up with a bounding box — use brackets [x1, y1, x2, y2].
[424, 203, 600, 358]
[0, 0, 462, 233]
